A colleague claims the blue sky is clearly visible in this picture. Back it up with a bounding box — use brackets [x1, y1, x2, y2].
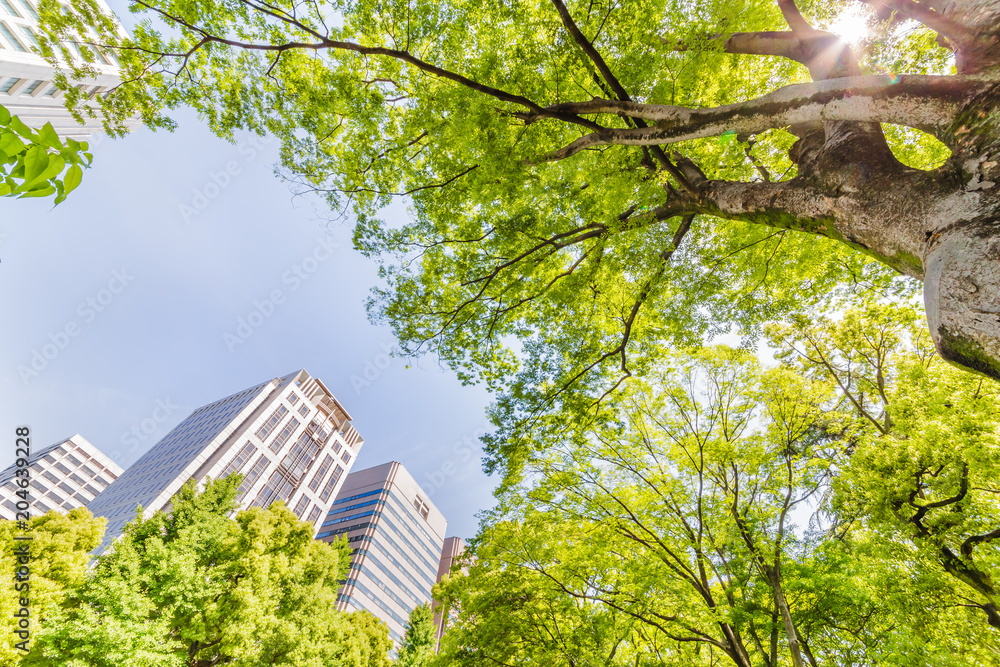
[0, 109, 496, 540]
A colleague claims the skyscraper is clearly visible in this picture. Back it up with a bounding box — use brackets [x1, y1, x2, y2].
[87, 370, 364, 553]
[317, 461, 447, 648]
[0, 434, 122, 520]
[0, 0, 126, 138]
[433, 536, 466, 647]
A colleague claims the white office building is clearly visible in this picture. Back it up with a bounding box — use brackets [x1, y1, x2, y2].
[0, 434, 123, 520]
[0, 0, 126, 138]
[87, 370, 364, 552]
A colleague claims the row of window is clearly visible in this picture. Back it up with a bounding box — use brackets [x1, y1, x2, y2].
[357, 541, 433, 601]
[0, 0, 38, 22]
[343, 577, 410, 632]
[351, 559, 421, 611]
[323, 496, 440, 580]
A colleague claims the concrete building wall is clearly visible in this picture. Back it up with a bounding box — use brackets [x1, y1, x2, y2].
[88, 370, 363, 552]
[0, 434, 122, 520]
[319, 461, 447, 648]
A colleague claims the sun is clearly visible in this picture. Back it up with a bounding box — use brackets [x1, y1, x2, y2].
[828, 5, 872, 44]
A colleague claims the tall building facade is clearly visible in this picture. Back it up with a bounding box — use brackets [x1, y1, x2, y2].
[433, 536, 466, 647]
[0, 434, 122, 520]
[87, 370, 364, 552]
[0, 0, 126, 138]
[318, 461, 447, 648]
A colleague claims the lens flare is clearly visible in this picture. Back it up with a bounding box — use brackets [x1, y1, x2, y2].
[829, 6, 871, 44]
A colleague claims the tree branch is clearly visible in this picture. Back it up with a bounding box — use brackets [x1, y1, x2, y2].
[856, 0, 979, 48]
[529, 75, 984, 162]
[777, 0, 817, 36]
[548, 0, 695, 191]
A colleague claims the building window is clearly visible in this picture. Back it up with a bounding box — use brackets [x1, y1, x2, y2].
[19, 26, 38, 49]
[414, 496, 430, 519]
[0, 0, 20, 19]
[308, 454, 333, 492]
[298, 404, 309, 417]
[294, 496, 309, 518]
[0, 77, 22, 94]
[237, 455, 269, 500]
[319, 465, 344, 502]
[251, 471, 294, 509]
[307, 506, 321, 524]
[269, 418, 300, 454]
[341, 451, 351, 464]
[221, 441, 257, 479]
[255, 406, 288, 441]
[286, 392, 299, 405]
[17, 0, 37, 20]
[0, 22, 27, 52]
[20, 79, 43, 96]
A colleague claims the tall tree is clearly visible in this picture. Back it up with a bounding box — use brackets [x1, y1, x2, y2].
[433, 346, 1000, 666]
[24, 476, 392, 667]
[0, 508, 105, 663]
[35, 0, 1000, 461]
[395, 604, 435, 667]
[769, 303, 1000, 631]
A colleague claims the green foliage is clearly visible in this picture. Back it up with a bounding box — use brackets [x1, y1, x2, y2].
[770, 303, 1000, 632]
[24, 476, 392, 667]
[436, 337, 1000, 665]
[0, 104, 91, 203]
[0, 509, 105, 663]
[35, 0, 955, 481]
[395, 603, 435, 667]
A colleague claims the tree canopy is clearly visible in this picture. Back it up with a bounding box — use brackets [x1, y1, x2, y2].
[433, 323, 1000, 666]
[0, 508, 105, 664]
[20, 476, 392, 667]
[395, 603, 436, 667]
[36, 0, 1000, 475]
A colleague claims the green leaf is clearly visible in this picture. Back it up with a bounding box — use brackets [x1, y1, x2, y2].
[21, 145, 48, 183]
[0, 132, 26, 156]
[38, 122, 64, 150]
[17, 183, 56, 198]
[63, 162, 83, 194]
[9, 116, 37, 141]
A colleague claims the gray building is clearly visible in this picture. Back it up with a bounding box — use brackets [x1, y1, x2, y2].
[0, 434, 122, 520]
[88, 370, 363, 552]
[318, 461, 447, 648]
